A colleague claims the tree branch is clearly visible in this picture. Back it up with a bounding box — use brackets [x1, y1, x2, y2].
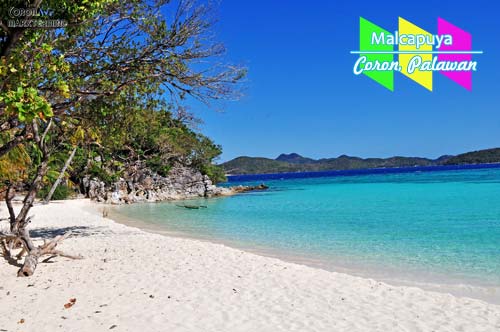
[5, 185, 16, 227]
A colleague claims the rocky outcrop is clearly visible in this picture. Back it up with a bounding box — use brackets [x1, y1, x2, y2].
[83, 177, 109, 202]
[82, 163, 267, 204]
[230, 184, 269, 193]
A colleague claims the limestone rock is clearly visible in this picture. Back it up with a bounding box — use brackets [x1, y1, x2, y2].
[82, 162, 268, 204]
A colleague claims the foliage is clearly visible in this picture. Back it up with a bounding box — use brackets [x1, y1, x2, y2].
[37, 183, 71, 200]
[86, 163, 121, 186]
[0, 135, 30, 185]
[145, 156, 172, 177]
[0, 0, 242, 195]
[199, 163, 226, 184]
[0, 86, 53, 122]
[0, 0, 241, 277]
[78, 107, 225, 183]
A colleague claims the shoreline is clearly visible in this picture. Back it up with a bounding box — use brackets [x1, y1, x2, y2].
[1, 199, 499, 331]
[107, 203, 500, 305]
[225, 162, 500, 179]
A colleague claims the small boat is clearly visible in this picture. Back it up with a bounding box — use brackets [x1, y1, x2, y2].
[176, 204, 208, 209]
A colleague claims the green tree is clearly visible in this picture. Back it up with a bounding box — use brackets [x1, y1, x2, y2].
[0, 0, 244, 276]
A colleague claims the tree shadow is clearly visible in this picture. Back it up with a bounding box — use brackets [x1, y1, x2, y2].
[1, 225, 101, 269]
[1, 253, 23, 268]
[29, 226, 105, 239]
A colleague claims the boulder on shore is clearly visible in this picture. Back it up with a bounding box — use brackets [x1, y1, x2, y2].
[82, 163, 268, 204]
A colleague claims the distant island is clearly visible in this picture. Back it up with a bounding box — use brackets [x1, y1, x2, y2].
[220, 148, 500, 175]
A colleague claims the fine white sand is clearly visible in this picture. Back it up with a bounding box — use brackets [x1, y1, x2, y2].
[1, 199, 499, 332]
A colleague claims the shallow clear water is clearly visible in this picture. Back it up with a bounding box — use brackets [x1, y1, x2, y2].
[113, 166, 500, 292]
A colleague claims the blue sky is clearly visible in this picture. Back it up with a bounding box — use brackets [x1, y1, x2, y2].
[188, 0, 500, 162]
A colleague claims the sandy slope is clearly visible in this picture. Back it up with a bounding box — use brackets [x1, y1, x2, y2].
[0, 199, 499, 332]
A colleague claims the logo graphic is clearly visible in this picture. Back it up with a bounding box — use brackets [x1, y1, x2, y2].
[351, 17, 482, 91]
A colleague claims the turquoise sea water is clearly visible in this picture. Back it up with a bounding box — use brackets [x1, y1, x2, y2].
[113, 167, 500, 297]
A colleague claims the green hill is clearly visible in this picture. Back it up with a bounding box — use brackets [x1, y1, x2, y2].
[276, 153, 316, 164]
[220, 149, 499, 175]
[221, 157, 301, 174]
[443, 148, 500, 165]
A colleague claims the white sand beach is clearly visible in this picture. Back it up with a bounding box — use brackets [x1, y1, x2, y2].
[1, 199, 499, 332]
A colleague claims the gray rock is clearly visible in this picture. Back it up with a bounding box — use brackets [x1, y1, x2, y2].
[83, 162, 268, 204]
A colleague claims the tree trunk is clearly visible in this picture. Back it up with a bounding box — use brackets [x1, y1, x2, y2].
[44, 146, 77, 203]
[0, 132, 26, 158]
[0, 119, 79, 277]
[10, 154, 49, 276]
[17, 228, 77, 277]
[12, 158, 49, 233]
[11, 120, 51, 276]
[16, 225, 38, 277]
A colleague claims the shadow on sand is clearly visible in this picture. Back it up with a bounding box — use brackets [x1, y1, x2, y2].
[29, 225, 105, 239]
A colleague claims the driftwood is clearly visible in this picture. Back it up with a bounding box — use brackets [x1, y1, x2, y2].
[0, 229, 82, 276]
[1, 120, 83, 276]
